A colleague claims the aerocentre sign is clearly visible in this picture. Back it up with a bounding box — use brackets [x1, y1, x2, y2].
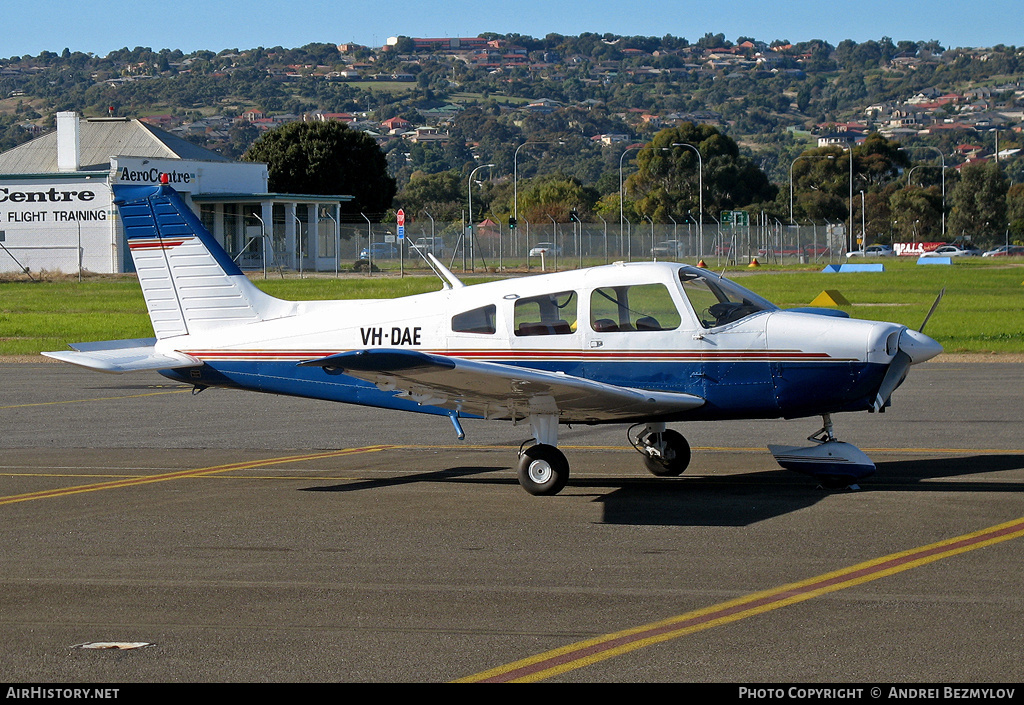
[112, 157, 198, 191]
[117, 166, 193, 185]
[108, 156, 268, 196]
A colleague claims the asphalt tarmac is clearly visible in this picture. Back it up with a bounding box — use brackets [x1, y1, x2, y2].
[1, 361, 1022, 683]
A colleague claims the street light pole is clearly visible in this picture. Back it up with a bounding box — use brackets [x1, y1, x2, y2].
[468, 163, 494, 272]
[848, 146, 854, 255]
[619, 145, 670, 262]
[860, 190, 866, 248]
[671, 142, 702, 255]
[789, 154, 835, 224]
[899, 146, 946, 238]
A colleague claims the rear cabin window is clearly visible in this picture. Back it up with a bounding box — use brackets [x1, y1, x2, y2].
[590, 283, 681, 332]
[452, 304, 496, 334]
[514, 291, 578, 336]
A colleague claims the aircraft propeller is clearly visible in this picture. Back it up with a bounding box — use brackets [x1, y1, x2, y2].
[873, 289, 945, 412]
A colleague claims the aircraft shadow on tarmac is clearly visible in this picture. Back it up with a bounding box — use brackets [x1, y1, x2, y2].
[302, 466, 512, 494]
[597, 453, 1024, 526]
[301, 454, 1024, 528]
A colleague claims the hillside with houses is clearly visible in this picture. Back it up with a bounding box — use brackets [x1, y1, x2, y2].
[0, 33, 1022, 242]
[1, 35, 1021, 171]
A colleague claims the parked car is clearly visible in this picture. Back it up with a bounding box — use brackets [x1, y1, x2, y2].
[652, 240, 685, 257]
[920, 244, 982, 257]
[846, 245, 895, 258]
[982, 245, 1024, 257]
[529, 242, 561, 257]
[359, 242, 399, 259]
[408, 237, 447, 258]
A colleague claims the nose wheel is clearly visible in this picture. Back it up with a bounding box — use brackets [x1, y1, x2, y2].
[631, 424, 691, 477]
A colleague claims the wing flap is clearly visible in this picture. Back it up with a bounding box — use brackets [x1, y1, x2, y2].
[299, 349, 704, 422]
[42, 338, 201, 374]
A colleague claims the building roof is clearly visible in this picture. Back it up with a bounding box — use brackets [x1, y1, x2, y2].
[0, 117, 232, 174]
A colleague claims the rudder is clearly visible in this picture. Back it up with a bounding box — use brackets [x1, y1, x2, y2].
[115, 184, 286, 339]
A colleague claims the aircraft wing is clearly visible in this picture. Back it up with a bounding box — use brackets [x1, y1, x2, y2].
[299, 349, 705, 422]
[42, 338, 201, 374]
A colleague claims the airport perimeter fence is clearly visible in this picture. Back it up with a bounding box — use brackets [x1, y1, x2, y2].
[0, 222, 106, 280]
[0, 219, 851, 279]
[244, 219, 852, 276]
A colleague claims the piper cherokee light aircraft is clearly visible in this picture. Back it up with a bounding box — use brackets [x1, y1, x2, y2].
[44, 183, 943, 495]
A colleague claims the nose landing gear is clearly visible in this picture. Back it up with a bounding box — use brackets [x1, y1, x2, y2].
[769, 413, 876, 489]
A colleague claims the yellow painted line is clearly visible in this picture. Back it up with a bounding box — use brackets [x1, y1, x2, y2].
[1, 472, 365, 481]
[0, 389, 191, 409]
[0, 446, 393, 506]
[456, 515, 1024, 682]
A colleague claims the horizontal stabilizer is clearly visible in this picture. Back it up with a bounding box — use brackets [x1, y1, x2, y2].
[42, 338, 200, 374]
[300, 348, 704, 423]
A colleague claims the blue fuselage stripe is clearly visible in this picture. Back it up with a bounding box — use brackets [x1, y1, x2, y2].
[160, 358, 889, 422]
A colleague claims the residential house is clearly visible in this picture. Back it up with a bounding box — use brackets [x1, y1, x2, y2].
[381, 116, 412, 133]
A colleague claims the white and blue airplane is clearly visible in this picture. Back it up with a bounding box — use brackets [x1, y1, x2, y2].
[44, 183, 943, 495]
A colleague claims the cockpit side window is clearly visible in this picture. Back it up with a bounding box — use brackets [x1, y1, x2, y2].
[514, 291, 578, 336]
[590, 283, 681, 332]
[678, 270, 776, 328]
[452, 304, 496, 334]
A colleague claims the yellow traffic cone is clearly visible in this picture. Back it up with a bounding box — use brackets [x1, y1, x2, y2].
[697, 259, 707, 268]
[748, 257, 760, 268]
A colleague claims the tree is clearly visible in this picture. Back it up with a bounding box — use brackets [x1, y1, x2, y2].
[625, 124, 776, 222]
[947, 162, 1009, 246]
[242, 121, 396, 216]
[508, 174, 596, 223]
[857, 133, 909, 187]
[395, 170, 465, 222]
[1007, 183, 1024, 240]
[889, 186, 944, 241]
[789, 135, 908, 224]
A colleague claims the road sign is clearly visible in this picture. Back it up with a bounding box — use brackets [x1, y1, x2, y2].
[722, 210, 749, 227]
[397, 225, 405, 240]
[396, 209, 405, 226]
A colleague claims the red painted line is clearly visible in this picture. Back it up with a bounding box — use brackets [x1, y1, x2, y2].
[128, 238, 190, 250]
[180, 348, 841, 363]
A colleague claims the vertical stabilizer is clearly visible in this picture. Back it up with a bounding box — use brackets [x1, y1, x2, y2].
[115, 184, 287, 339]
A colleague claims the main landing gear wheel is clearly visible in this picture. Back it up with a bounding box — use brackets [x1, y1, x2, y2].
[634, 427, 691, 477]
[517, 444, 570, 496]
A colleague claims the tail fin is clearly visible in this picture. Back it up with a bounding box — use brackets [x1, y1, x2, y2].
[115, 184, 288, 339]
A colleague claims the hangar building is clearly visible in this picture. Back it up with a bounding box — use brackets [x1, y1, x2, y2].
[0, 112, 350, 275]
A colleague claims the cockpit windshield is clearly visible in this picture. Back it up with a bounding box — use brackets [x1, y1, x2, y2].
[678, 268, 777, 328]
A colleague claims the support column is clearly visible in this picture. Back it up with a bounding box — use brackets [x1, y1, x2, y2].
[260, 200, 273, 265]
[307, 203, 320, 268]
[212, 203, 225, 252]
[285, 202, 297, 270]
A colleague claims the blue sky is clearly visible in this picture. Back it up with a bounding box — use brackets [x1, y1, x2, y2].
[7, 0, 1023, 58]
